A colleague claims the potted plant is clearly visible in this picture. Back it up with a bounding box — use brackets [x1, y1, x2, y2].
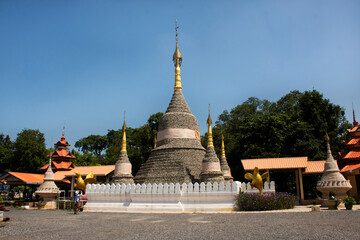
[324, 191, 340, 210]
[343, 196, 356, 210]
[37, 197, 46, 209]
[0, 194, 4, 209]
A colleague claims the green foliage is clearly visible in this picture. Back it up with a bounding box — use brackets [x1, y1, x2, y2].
[75, 135, 108, 156]
[105, 112, 163, 174]
[343, 196, 356, 205]
[0, 194, 3, 204]
[71, 150, 101, 166]
[12, 129, 47, 173]
[235, 192, 297, 211]
[206, 90, 350, 182]
[0, 134, 14, 173]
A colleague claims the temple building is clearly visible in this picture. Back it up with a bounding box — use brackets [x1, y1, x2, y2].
[40, 132, 76, 173]
[134, 29, 206, 184]
[111, 119, 134, 184]
[199, 110, 225, 183]
[339, 110, 360, 201]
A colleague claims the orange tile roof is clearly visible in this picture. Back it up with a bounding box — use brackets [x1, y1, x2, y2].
[55, 136, 71, 146]
[340, 149, 360, 160]
[344, 137, 360, 146]
[340, 163, 360, 173]
[40, 161, 75, 170]
[304, 161, 325, 174]
[53, 165, 115, 181]
[53, 161, 75, 169]
[52, 149, 75, 159]
[303, 160, 339, 174]
[241, 157, 308, 170]
[347, 122, 359, 133]
[7, 172, 44, 184]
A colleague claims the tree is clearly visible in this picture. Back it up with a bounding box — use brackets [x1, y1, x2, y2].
[105, 112, 163, 174]
[75, 135, 108, 157]
[0, 134, 14, 173]
[12, 129, 47, 173]
[71, 150, 100, 166]
[210, 89, 351, 183]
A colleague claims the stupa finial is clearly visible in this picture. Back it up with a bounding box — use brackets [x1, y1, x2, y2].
[48, 150, 52, 168]
[173, 19, 182, 90]
[121, 111, 127, 152]
[207, 104, 214, 148]
[221, 126, 226, 159]
[62, 120, 66, 137]
[353, 103, 357, 124]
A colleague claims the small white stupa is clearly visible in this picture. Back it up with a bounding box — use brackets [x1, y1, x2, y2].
[35, 155, 60, 209]
[316, 134, 352, 200]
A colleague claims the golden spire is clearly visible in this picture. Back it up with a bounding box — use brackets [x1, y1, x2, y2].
[173, 19, 182, 90]
[221, 126, 226, 159]
[207, 104, 214, 148]
[121, 112, 127, 152]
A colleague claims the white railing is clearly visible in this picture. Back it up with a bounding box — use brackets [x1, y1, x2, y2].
[85, 181, 275, 213]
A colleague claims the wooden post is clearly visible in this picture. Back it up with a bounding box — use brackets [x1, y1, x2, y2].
[266, 169, 270, 187]
[295, 170, 300, 200]
[70, 176, 74, 199]
[298, 168, 304, 202]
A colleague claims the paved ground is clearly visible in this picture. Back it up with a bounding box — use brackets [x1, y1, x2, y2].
[1, 207, 359, 240]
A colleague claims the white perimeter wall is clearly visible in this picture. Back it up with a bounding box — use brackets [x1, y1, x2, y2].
[85, 181, 275, 213]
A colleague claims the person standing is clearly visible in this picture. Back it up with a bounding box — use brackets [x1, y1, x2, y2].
[74, 191, 80, 214]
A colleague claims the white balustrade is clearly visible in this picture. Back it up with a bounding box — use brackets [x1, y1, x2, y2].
[84, 180, 275, 213]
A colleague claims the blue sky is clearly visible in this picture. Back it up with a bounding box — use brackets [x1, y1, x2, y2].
[0, 0, 359, 149]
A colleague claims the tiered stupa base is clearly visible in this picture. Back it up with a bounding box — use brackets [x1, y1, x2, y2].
[112, 174, 134, 184]
[134, 147, 205, 184]
[200, 172, 225, 183]
[38, 194, 58, 209]
[317, 185, 351, 200]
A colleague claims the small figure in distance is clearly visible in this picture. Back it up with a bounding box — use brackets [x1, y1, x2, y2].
[74, 191, 80, 214]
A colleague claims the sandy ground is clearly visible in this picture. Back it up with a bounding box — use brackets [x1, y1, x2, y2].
[1, 207, 359, 240]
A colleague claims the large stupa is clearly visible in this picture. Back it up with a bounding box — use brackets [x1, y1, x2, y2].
[134, 28, 205, 184]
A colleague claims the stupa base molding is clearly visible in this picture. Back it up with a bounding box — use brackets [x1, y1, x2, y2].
[111, 174, 134, 185]
[200, 172, 225, 183]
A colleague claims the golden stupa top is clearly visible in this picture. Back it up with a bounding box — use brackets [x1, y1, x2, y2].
[173, 21, 182, 90]
[121, 117, 127, 152]
[207, 105, 214, 148]
[221, 128, 226, 159]
[172, 20, 182, 66]
[173, 41, 182, 66]
[325, 132, 330, 142]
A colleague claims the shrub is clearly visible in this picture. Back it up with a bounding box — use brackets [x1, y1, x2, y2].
[0, 194, 3, 204]
[235, 192, 297, 211]
[343, 196, 356, 205]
